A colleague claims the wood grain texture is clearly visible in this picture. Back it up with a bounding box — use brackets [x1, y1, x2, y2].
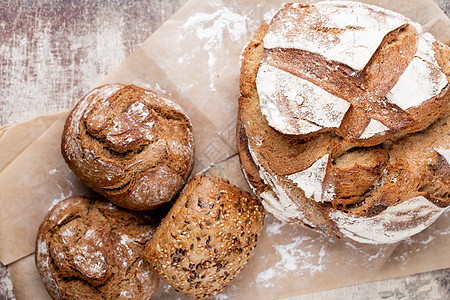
[435, 0, 450, 15]
[0, 261, 14, 300]
[285, 269, 450, 300]
[0, 1, 449, 300]
[0, 0, 187, 126]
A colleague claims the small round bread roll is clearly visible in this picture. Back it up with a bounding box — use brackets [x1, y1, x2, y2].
[144, 175, 265, 299]
[61, 84, 194, 210]
[35, 196, 159, 299]
[238, 1, 450, 244]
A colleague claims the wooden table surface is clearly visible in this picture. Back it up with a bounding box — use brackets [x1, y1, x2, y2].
[1, 1, 449, 299]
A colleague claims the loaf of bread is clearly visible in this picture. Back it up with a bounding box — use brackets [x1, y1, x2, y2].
[144, 175, 265, 299]
[35, 196, 159, 299]
[61, 84, 194, 211]
[238, 1, 450, 243]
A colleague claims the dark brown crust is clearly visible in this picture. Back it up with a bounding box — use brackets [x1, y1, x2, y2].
[237, 113, 333, 234]
[144, 175, 264, 299]
[324, 147, 389, 207]
[35, 196, 159, 300]
[236, 113, 268, 197]
[237, 9, 450, 241]
[61, 84, 195, 211]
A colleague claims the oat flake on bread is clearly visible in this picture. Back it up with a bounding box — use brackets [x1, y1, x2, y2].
[238, 1, 450, 244]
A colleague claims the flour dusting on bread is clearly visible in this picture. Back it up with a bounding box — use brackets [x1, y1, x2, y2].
[263, 1, 408, 71]
[434, 148, 450, 164]
[247, 139, 315, 225]
[329, 196, 449, 244]
[287, 154, 329, 203]
[257, 63, 350, 135]
[360, 119, 390, 139]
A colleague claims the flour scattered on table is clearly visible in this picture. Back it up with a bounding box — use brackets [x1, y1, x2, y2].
[179, 7, 253, 90]
[265, 218, 288, 236]
[182, 7, 250, 47]
[256, 224, 327, 288]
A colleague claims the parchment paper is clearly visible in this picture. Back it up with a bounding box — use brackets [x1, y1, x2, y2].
[1, 0, 449, 299]
[0, 112, 64, 172]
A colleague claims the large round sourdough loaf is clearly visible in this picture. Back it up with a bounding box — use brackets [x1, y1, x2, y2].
[238, 1, 450, 243]
[61, 84, 194, 211]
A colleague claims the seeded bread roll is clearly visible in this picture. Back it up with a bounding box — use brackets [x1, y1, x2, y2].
[144, 175, 265, 299]
[61, 84, 194, 211]
[35, 196, 159, 299]
[238, 1, 450, 244]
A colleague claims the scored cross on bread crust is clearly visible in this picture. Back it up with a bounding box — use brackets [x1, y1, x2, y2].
[256, 2, 450, 144]
[238, 1, 450, 244]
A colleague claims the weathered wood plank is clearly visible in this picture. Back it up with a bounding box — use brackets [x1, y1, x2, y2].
[0, 0, 187, 126]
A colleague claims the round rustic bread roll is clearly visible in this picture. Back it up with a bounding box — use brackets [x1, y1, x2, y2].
[61, 84, 194, 211]
[238, 1, 450, 243]
[35, 196, 159, 299]
[144, 174, 265, 299]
